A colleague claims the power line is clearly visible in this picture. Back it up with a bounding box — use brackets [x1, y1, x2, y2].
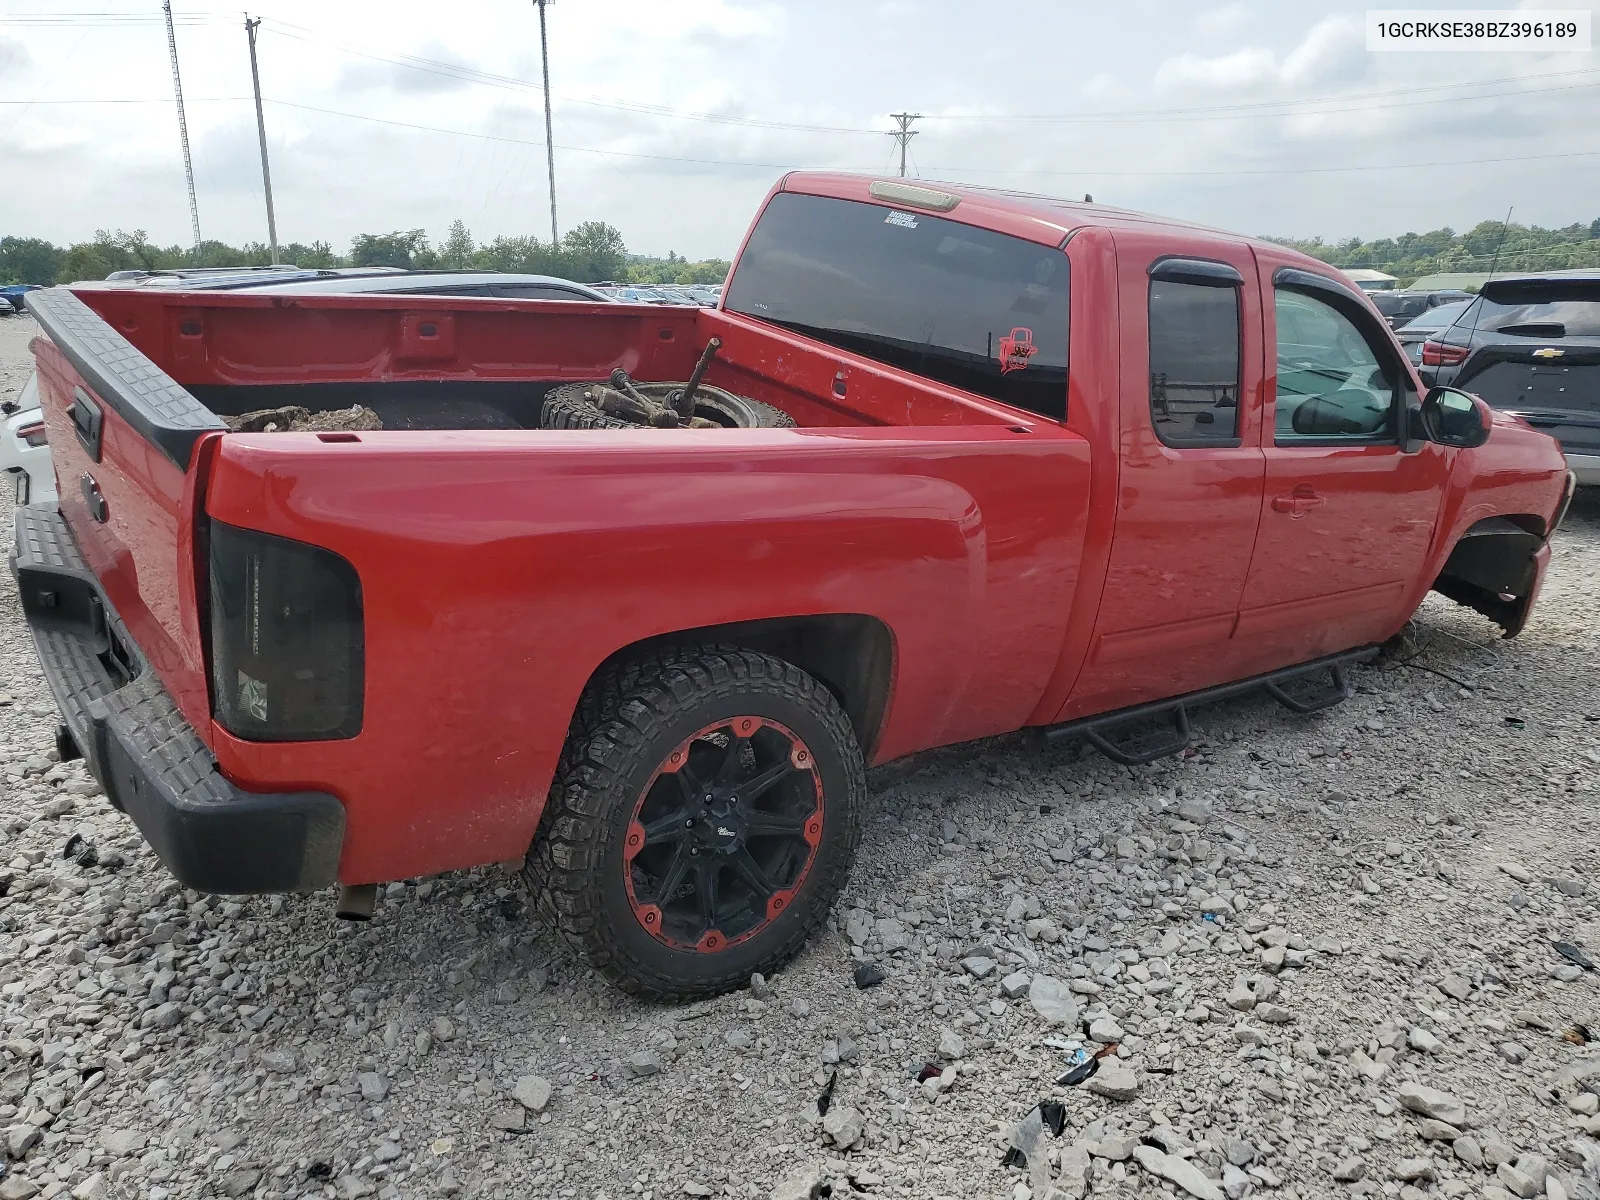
[922, 67, 1600, 120]
[258, 96, 1600, 181]
[260, 97, 855, 172]
[924, 146, 1600, 178]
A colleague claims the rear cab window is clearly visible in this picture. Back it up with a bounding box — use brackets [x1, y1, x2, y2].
[723, 191, 1069, 420]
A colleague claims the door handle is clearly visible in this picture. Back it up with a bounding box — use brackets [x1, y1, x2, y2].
[1272, 487, 1324, 518]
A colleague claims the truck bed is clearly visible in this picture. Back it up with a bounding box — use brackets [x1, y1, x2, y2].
[59, 286, 1051, 433]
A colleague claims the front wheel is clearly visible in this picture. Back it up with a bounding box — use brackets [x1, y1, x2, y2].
[526, 646, 865, 1000]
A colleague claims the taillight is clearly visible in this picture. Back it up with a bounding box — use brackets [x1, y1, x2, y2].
[1421, 340, 1469, 367]
[18, 421, 47, 448]
[208, 521, 364, 741]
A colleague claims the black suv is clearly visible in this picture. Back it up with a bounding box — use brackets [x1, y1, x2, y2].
[1420, 271, 1599, 485]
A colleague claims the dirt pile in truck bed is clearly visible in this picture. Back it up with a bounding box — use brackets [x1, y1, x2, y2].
[224, 404, 384, 433]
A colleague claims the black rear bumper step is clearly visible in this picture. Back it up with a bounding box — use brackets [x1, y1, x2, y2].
[10, 503, 344, 894]
[26, 286, 223, 471]
[1045, 646, 1377, 765]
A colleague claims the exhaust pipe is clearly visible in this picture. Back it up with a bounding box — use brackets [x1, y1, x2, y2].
[335, 883, 377, 921]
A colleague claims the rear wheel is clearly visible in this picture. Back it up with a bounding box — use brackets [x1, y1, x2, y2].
[526, 646, 864, 1000]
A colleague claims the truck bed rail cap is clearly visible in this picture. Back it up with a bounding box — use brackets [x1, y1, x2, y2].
[26, 286, 224, 471]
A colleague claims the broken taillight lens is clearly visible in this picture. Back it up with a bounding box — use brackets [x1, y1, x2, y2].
[1421, 340, 1470, 367]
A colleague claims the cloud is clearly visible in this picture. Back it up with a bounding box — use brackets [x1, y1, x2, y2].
[0, 35, 32, 74]
[1155, 13, 1365, 92]
[334, 45, 481, 96]
[1194, 3, 1250, 36]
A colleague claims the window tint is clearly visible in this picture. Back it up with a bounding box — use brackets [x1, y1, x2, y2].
[1148, 279, 1241, 444]
[723, 192, 1069, 419]
[1274, 289, 1396, 443]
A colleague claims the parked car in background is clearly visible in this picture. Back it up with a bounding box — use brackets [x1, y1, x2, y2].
[1421, 270, 1600, 484]
[3, 371, 47, 504]
[1, 284, 42, 311]
[2, 268, 612, 506]
[602, 285, 685, 304]
[234, 271, 612, 302]
[0, 297, 14, 317]
[1370, 289, 1474, 331]
[1394, 299, 1474, 366]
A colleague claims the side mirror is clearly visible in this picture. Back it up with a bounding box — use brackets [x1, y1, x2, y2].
[1420, 386, 1491, 448]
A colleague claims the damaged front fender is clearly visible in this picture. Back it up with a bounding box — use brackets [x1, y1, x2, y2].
[1432, 517, 1550, 638]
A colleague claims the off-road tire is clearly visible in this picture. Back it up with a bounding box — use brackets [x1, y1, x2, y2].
[524, 645, 865, 1000]
[540, 382, 795, 431]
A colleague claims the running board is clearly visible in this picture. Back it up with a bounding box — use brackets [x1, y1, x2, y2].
[1044, 646, 1378, 766]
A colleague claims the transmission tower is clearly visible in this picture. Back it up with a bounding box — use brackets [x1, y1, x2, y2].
[162, 0, 201, 255]
[887, 112, 921, 178]
[534, 0, 558, 245]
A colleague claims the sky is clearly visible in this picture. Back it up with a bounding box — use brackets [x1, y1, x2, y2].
[0, 0, 1596, 261]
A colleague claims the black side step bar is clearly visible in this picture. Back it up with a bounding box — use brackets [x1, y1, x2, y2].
[1044, 646, 1379, 766]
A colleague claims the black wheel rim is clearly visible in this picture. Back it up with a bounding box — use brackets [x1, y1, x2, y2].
[623, 716, 823, 952]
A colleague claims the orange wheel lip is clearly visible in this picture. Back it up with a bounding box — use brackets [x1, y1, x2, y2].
[623, 715, 823, 954]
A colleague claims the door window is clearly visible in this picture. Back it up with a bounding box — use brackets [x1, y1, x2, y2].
[1273, 289, 1397, 444]
[1149, 279, 1242, 445]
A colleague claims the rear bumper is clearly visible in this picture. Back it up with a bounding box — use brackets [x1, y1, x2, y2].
[1567, 453, 1600, 487]
[9, 503, 344, 893]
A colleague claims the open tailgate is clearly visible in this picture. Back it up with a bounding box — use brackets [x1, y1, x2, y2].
[22, 286, 225, 725]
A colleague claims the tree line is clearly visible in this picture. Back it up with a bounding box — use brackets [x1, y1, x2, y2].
[0, 219, 732, 287]
[9, 213, 1599, 291]
[1267, 217, 1600, 285]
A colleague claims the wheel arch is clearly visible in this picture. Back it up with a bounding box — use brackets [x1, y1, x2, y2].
[1431, 513, 1548, 637]
[584, 613, 897, 760]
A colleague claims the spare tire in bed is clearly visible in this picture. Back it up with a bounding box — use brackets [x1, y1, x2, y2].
[540, 380, 794, 431]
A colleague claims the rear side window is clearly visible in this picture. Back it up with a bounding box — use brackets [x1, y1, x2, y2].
[1148, 279, 1241, 445]
[724, 192, 1069, 419]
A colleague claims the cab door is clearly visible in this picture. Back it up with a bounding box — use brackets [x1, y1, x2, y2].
[1233, 257, 1450, 671]
[1058, 232, 1267, 720]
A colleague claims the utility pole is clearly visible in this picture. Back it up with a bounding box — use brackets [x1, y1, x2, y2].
[535, 0, 558, 245]
[162, 0, 202, 256]
[887, 112, 921, 178]
[244, 17, 280, 264]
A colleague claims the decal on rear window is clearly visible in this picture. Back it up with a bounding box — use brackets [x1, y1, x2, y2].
[884, 210, 919, 229]
[998, 327, 1037, 374]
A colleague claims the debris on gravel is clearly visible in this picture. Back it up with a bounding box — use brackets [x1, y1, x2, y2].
[2, 317, 1600, 1196]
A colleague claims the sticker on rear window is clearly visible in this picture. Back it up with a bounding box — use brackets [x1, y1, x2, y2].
[999, 327, 1038, 374]
[884, 210, 918, 229]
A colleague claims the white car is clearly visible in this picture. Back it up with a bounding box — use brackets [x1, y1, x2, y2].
[3, 371, 54, 506]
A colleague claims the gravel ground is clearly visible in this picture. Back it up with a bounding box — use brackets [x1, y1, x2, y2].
[1, 315, 1598, 1200]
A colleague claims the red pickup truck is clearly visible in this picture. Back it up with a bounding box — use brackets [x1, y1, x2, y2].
[12, 174, 1574, 999]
